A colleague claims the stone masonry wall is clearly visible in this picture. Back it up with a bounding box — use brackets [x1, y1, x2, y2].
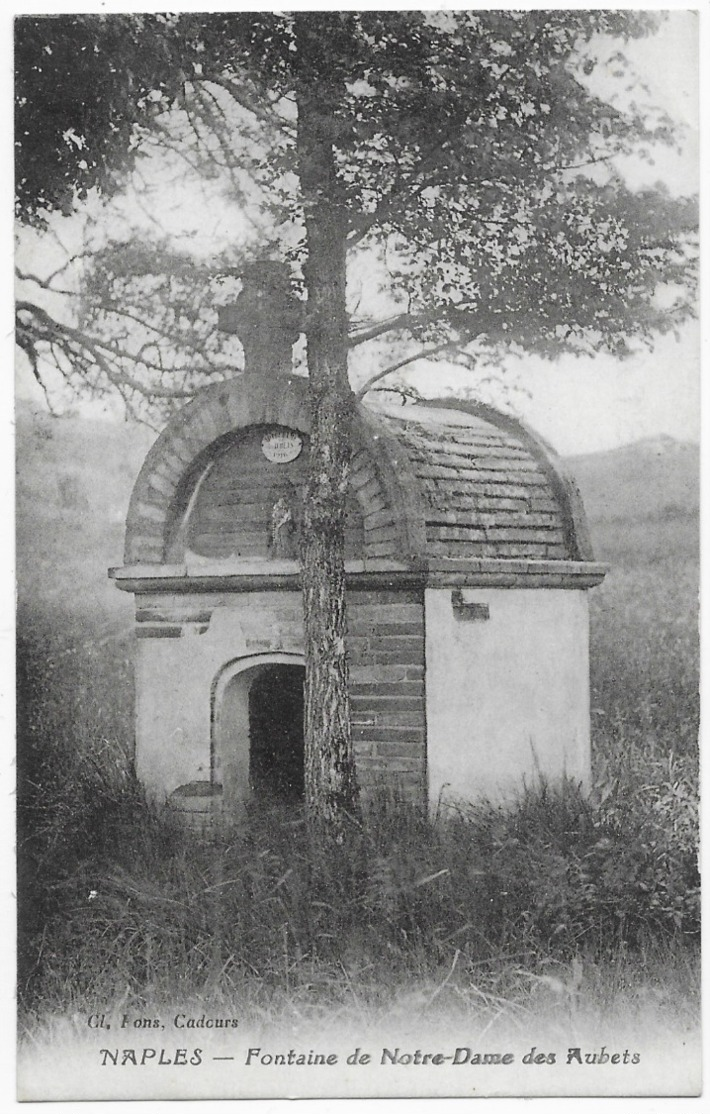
[133, 585, 427, 807]
[348, 589, 426, 801]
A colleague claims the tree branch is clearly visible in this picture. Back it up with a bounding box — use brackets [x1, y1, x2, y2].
[347, 178, 433, 247]
[16, 301, 203, 399]
[16, 259, 87, 293]
[345, 104, 480, 246]
[202, 74, 296, 138]
[348, 311, 439, 347]
[354, 343, 455, 400]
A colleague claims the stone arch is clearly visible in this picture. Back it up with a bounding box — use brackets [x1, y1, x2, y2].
[124, 375, 425, 565]
[210, 652, 306, 812]
[124, 378, 312, 564]
[163, 424, 367, 563]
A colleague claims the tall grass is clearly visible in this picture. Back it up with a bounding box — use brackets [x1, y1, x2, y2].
[18, 775, 699, 1032]
[16, 538, 700, 1031]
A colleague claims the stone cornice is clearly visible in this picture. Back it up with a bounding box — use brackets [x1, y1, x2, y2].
[110, 557, 607, 594]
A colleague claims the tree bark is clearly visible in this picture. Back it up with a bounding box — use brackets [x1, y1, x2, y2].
[295, 23, 359, 832]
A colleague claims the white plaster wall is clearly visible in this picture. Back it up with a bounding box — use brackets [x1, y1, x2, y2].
[424, 588, 591, 811]
[134, 591, 303, 800]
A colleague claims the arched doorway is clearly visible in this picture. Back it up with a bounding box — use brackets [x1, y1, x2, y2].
[249, 665, 304, 802]
[212, 654, 305, 812]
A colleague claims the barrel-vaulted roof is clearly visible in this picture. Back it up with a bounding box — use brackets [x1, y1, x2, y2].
[115, 374, 605, 590]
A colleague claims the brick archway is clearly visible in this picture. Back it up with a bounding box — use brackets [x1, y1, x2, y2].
[124, 375, 425, 566]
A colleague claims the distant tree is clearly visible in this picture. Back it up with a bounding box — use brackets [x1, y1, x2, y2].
[15, 12, 698, 831]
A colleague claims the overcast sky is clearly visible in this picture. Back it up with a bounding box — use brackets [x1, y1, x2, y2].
[517, 8, 700, 453]
[404, 7, 700, 454]
[12, 6, 701, 456]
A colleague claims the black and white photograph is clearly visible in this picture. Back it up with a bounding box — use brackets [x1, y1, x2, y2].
[13, 4, 700, 1101]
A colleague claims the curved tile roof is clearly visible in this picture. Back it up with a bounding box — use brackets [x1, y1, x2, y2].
[116, 375, 599, 583]
[377, 410, 574, 561]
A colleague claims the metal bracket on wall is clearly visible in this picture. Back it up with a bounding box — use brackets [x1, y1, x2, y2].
[451, 589, 490, 621]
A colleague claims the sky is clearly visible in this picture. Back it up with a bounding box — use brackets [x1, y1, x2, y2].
[381, 7, 702, 454]
[506, 8, 701, 453]
[11, 5, 702, 457]
[1, 7, 707, 1105]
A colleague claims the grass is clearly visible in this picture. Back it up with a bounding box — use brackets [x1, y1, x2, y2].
[15, 504, 700, 1051]
[17, 771, 699, 1015]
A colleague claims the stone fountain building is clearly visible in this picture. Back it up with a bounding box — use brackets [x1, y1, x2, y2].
[111, 267, 606, 821]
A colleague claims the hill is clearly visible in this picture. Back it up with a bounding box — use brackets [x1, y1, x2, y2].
[14, 403, 699, 621]
[567, 435, 699, 566]
[15, 402, 155, 622]
[568, 435, 699, 524]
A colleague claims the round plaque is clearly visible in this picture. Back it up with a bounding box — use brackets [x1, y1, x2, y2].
[261, 428, 303, 464]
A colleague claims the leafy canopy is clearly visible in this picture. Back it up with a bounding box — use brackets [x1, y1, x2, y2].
[15, 11, 698, 411]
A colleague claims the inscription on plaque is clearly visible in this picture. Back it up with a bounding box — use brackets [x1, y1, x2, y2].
[261, 429, 303, 464]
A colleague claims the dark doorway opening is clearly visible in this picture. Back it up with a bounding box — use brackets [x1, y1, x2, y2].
[249, 664, 305, 802]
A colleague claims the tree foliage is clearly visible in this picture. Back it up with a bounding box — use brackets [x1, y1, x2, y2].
[15, 15, 186, 222]
[15, 12, 699, 826]
[17, 240, 242, 419]
[16, 10, 698, 403]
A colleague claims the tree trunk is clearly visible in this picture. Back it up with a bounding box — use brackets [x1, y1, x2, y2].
[295, 23, 359, 832]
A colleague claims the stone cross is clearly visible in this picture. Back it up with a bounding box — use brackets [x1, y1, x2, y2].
[218, 262, 303, 379]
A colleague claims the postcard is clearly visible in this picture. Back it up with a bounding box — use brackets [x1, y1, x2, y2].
[14, 6, 700, 1101]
